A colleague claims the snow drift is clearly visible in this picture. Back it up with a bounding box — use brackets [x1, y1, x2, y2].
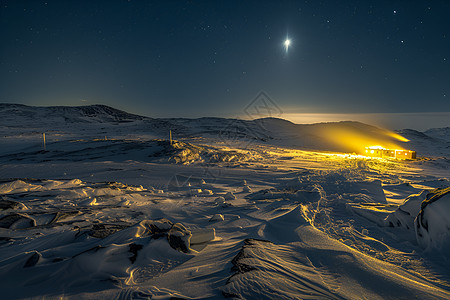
[415, 187, 450, 252]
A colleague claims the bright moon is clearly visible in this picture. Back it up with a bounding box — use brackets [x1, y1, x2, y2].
[284, 39, 291, 52]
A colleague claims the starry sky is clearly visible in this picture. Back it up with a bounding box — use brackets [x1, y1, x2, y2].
[0, 0, 449, 128]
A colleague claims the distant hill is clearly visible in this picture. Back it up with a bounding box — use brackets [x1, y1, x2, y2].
[1, 103, 447, 156]
[396, 128, 449, 156]
[425, 127, 450, 142]
[0, 103, 147, 126]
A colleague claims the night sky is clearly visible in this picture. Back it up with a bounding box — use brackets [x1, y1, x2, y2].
[0, 0, 449, 128]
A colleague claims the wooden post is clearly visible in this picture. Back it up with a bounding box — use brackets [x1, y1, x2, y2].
[169, 130, 172, 145]
[43, 133, 46, 151]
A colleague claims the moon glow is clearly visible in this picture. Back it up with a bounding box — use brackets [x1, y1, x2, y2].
[284, 39, 291, 52]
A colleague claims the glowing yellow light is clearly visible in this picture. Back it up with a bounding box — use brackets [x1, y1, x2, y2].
[368, 145, 385, 150]
[386, 131, 410, 142]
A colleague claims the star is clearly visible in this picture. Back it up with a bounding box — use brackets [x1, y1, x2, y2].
[284, 38, 291, 52]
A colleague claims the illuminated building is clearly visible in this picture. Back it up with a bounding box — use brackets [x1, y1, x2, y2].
[364, 146, 416, 159]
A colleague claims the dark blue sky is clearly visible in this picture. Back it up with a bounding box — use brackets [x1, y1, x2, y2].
[0, 0, 449, 119]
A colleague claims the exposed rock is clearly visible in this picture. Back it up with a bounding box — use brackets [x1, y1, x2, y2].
[243, 185, 252, 193]
[190, 189, 203, 195]
[139, 218, 173, 237]
[24, 251, 42, 268]
[129, 243, 143, 264]
[202, 189, 213, 195]
[224, 192, 236, 200]
[215, 196, 226, 204]
[167, 223, 191, 253]
[210, 214, 225, 222]
[80, 197, 97, 206]
[88, 223, 129, 238]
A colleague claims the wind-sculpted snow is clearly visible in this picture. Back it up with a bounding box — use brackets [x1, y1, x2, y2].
[0, 178, 217, 299]
[356, 186, 450, 254]
[222, 238, 344, 299]
[385, 190, 428, 230]
[415, 187, 450, 252]
[0, 139, 262, 165]
[0, 166, 449, 298]
[223, 233, 450, 300]
[1, 104, 450, 298]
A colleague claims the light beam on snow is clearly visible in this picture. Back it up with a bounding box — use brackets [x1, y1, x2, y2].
[386, 131, 410, 142]
[318, 126, 410, 154]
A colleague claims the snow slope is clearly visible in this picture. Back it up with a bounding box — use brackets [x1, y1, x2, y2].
[0, 103, 449, 299]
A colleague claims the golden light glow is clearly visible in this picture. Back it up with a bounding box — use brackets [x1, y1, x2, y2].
[319, 125, 407, 154]
[385, 131, 410, 142]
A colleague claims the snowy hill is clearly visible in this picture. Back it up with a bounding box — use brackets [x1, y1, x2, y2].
[396, 128, 450, 157]
[0, 103, 147, 126]
[1, 104, 449, 158]
[425, 127, 450, 142]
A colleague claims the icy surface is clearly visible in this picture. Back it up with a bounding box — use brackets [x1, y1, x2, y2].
[0, 104, 449, 299]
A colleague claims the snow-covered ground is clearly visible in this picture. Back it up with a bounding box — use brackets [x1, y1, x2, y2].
[0, 104, 449, 299]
